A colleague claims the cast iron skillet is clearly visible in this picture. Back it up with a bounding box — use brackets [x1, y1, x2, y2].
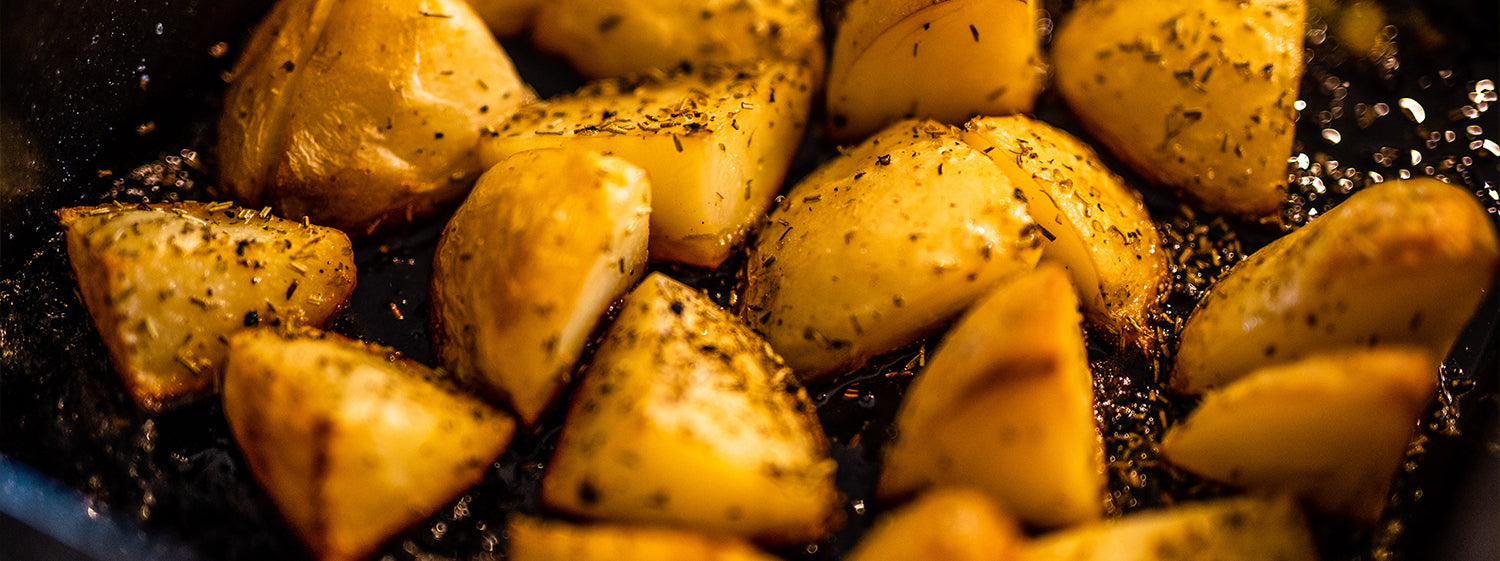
[2, 1, 1496, 560]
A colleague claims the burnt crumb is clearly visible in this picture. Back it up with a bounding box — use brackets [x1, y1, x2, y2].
[243, 310, 259, 327]
[669, 301, 685, 315]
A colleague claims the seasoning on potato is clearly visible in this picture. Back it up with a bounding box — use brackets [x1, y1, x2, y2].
[57, 201, 356, 411]
[221, 327, 516, 561]
[1052, 0, 1306, 224]
[741, 119, 1041, 381]
[826, 0, 1043, 142]
[430, 147, 652, 424]
[507, 514, 782, 561]
[542, 273, 842, 545]
[844, 489, 1024, 561]
[1024, 496, 1320, 561]
[1173, 178, 1500, 395]
[479, 61, 814, 267]
[216, 0, 534, 234]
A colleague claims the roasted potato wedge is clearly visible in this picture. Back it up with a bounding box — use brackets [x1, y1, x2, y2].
[1052, 0, 1305, 223]
[222, 327, 515, 561]
[741, 119, 1041, 381]
[1163, 347, 1436, 521]
[827, 0, 1042, 142]
[430, 148, 652, 423]
[1023, 496, 1319, 561]
[480, 62, 814, 267]
[531, 0, 824, 80]
[57, 201, 355, 411]
[217, 0, 534, 233]
[961, 115, 1169, 352]
[507, 515, 781, 561]
[1174, 178, 1500, 394]
[845, 489, 1024, 561]
[879, 264, 1106, 528]
[468, 0, 542, 38]
[543, 273, 842, 544]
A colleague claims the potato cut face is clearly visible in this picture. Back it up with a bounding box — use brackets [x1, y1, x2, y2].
[741, 119, 1041, 381]
[542, 272, 841, 544]
[962, 115, 1169, 353]
[217, 0, 533, 233]
[531, 0, 824, 80]
[507, 515, 782, 561]
[57, 201, 355, 411]
[430, 148, 652, 423]
[878, 264, 1106, 528]
[1173, 178, 1500, 394]
[1052, 0, 1305, 223]
[845, 489, 1023, 561]
[222, 328, 516, 561]
[827, 0, 1041, 142]
[1024, 496, 1319, 561]
[480, 62, 814, 267]
[1163, 348, 1435, 521]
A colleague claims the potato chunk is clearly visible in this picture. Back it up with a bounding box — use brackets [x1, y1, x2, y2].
[845, 489, 1023, 561]
[961, 115, 1170, 352]
[827, 0, 1042, 142]
[741, 119, 1041, 381]
[879, 264, 1106, 528]
[1023, 496, 1319, 561]
[507, 515, 781, 561]
[1052, 0, 1305, 223]
[531, 0, 824, 80]
[57, 201, 355, 411]
[217, 0, 533, 233]
[480, 62, 814, 267]
[222, 328, 515, 561]
[1174, 178, 1500, 394]
[468, 0, 542, 38]
[430, 148, 652, 423]
[1162, 348, 1435, 521]
[542, 273, 841, 544]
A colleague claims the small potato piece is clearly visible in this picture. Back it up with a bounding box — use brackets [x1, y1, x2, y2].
[543, 273, 842, 544]
[845, 489, 1024, 561]
[430, 148, 652, 424]
[217, 0, 533, 233]
[741, 119, 1041, 381]
[961, 115, 1169, 352]
[1162, 348, 1435, 521]
[1023, 496, 1319, 561]
[878, 264, 1106, 528]
[531, 0, 824, 80]
[1174, 178, 1500, 394]
[468, 0, 542, 38]
[222, 328, 516, 561]
[480, 62, 813, 267]
[57, 202, 355, 411]
[1052, 0, 1305, 223]
[827, 0, 1042, 142]
[507, 515, 781, 561]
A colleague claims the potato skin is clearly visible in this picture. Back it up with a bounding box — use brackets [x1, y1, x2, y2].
[430, 148, 652, 424]
[741, 119, 1041, 381]
[57, 201, 355, 411]
[507, 515, 783, 561]
[217, 0, 533, 234]
[845, 489, 1023, 561]
[1173, 178, 1500, 394]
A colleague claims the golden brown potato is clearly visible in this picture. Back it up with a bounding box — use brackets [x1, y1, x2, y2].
[531, 0, 824, 80]
[507, 515, 782, 561]
[543, 273, 842, 544]
[57, 201, 355, 411]
[430, 148, 651, 424]
[468, 0, 542, 38]
[1022, 496, 1319, 561]
[479, 62, 814, 267]
[217, 0, 534, 234]
[827, 0, 1042, 142]
[879, 264, 1106, 529]
[1052, 0, 1305, 223]
[741, 119, 1041, 381]
[845, 489, 1024, 561]
[961, 115, 1169, 352]
[1162, 347, 1436, 521]
[221, 327, 515, 561]
[1173, 178, 1500, 394]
